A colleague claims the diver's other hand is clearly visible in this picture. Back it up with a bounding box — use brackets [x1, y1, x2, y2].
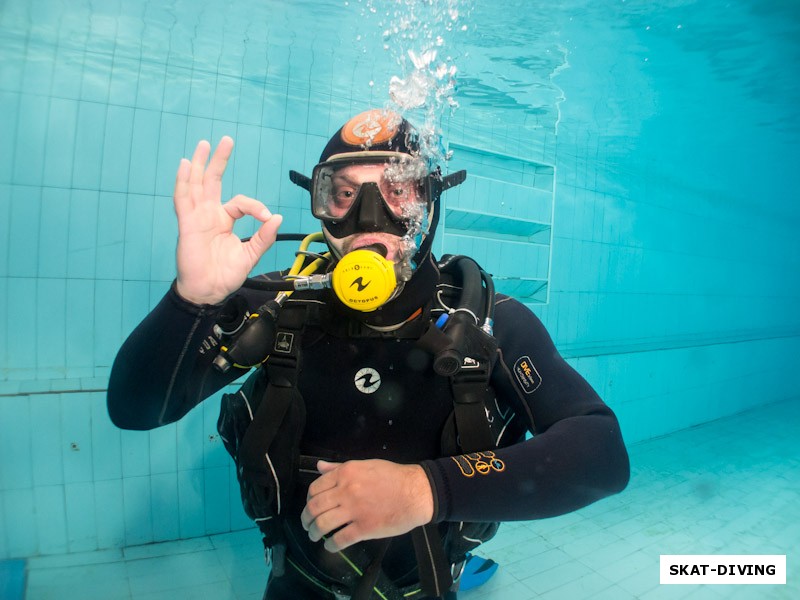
[300, 459, 434, 552]
[173, 137, 283, 305]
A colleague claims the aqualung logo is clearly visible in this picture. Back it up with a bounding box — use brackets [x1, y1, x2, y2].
[350, 277, 371, 292]
[354, 367, 381, 394]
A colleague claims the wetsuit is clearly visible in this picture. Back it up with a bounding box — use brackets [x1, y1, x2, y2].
[107, 255, 630, 599]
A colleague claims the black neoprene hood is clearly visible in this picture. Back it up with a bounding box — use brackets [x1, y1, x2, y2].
[318, 109, 420, 162]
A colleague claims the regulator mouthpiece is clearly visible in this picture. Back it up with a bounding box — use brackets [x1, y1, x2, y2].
[331, 248, 398, 312]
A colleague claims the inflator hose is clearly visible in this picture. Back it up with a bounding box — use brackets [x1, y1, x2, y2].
[439, 255, 485, 322]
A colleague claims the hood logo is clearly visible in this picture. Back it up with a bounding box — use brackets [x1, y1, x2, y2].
[350, 277, 371, 292]
[354, 367, 381, 394]
[341, 109, 399, 146]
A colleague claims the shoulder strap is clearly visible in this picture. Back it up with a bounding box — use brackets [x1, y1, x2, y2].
[237, 302, 308, 576]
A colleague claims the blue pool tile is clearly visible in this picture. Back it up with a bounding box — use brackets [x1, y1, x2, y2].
[37, 187, 70, 278]
[2, 489, 37, 557]
[36, 279, 67, 377]
[108, 55, 139, 107]
[8, 185, 41, 277]
[62, 389, 94, 483]
[161, 63, 192, 115]
[128, 109, 161, 195]
[120, 427, 151, 479]
[21, 43, 55, 96]
[0, 559, 26, 600]
[184, 116, 214, 158]
[255, 127, 285, 204]
[0, 92, 21, 184]
[203, 467, 232, 535]
[95, 191, 127, 279]
[100, 105, 135, 192]
[238, 78, 265, 127]
[149, 473, 180, 542]
[26, 560, 130, 600]
[92, 279, 123, 370]
[154, 112, 188, 197]
[188, 69, 216, 121]
[43, 97, 79, 188]
[119, 278, 150, 335]
[90, 391, 122, 478]
[123, 476, 153, 547]
[0, 396, 33, 488]
[80, 51, 113, 104]
[230, 123, 261, 196]
[30, 393, 64, 486]
[33, 485, 68, 555]
[135, 61, 166, 113]
[65, 481, 98, 552]
[67, 189, 99, 279]
[93, 479, 125, 549]
[214, 74, 241, 123]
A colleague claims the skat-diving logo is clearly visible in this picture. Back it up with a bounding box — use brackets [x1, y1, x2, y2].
[354, 367, 381, 394]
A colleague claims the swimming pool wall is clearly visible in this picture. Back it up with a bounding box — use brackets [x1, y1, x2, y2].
[1, 0, 798, 559]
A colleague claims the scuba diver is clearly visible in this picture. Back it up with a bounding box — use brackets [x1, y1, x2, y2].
[107, 109, 629, 599]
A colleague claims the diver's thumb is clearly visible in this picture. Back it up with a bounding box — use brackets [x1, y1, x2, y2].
[317, 460, 340, 474]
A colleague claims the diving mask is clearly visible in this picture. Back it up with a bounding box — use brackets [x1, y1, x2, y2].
[310, 153, 430, 239]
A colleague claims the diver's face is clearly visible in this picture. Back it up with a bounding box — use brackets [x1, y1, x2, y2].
[325, 163, 423, 218]
[321, 162, 427, 262]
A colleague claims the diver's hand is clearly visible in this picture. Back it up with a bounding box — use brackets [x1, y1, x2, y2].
[173, 137, 282, 305]
[301, 459, 434, 552]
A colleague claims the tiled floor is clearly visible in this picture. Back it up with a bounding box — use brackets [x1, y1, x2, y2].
[23, 399, 798, 599]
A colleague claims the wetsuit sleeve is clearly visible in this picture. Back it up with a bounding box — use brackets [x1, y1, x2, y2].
[107, 281, 256, 430]
[421, 296, 630, 523]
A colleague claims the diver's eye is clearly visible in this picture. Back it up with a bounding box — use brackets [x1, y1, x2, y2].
[333, 189, 356, 203]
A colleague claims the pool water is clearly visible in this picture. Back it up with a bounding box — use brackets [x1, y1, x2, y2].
[1, 0, 798, 597]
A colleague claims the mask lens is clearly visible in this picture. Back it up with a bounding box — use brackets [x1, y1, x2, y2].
[311, 159, 427, 222]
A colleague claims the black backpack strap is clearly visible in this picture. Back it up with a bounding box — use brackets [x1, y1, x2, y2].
[351, 538, 392, 600]
[450, 357, 496, 453]
[236, 302, 308, 576]
[406, 343, 497, 597]
[410, 524, 454, 598]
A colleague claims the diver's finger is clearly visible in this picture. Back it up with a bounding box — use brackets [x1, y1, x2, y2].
[203, 136, 234, 203]
[244, 213, 282, 265]
[189, 140, 211, 188]
[317, 460, 341, 474]
[300, 492, 341, 531]
[221, 194, 272, 221]
[324, 522, 361, 552]
[307, 506, 351, 543]
[173, 158, 192, 215]
[307, 468, 339, 501]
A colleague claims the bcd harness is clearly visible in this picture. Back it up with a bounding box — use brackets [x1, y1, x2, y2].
[216, 254, 503, 600]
